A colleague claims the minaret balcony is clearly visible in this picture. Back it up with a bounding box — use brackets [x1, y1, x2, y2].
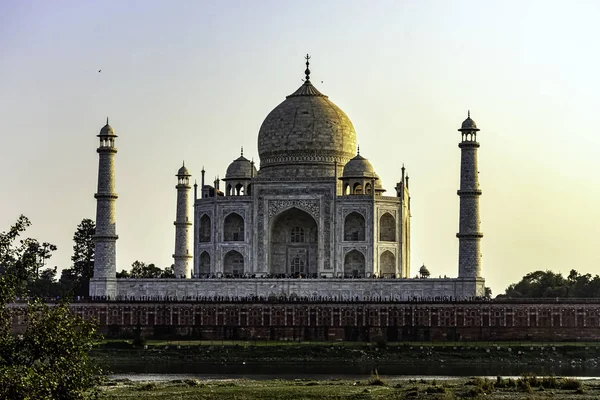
[92, 234, 119, 240]
[94, 192, 119, 199]
[173, 221, 192, 226]
[458, 141, 480, 149]
[457, 189, 482, 196]
[456, 232, 484, 238]
[97, 146, 118, 154]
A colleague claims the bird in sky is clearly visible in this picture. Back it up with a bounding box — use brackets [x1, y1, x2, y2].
[98, 69, 102, 73]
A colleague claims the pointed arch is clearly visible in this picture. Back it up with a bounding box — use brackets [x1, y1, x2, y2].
[199, 214, 211, 242]
[379, 212, 396, 242]
[270, 207, 318, 276]
[344, 212, 365, 241]
[224, 212, 244, 241]
[380, 250, 395, 277]
[344, 250, 365, 278]
[199, 251, 211, 276]
[223, 250, 244, 276]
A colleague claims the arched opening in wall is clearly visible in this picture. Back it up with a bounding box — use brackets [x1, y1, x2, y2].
[223, 250, 243, 276]
[270, 207, 318, 277]
[343, 183, 350, 195]
[199, 251, 211, 276]
[365, 183, 372, 195]
[379, 213, 396, 242]
[199, 214, 211, 242]
[226, 184, 232, 196]
[380, 250, 395, 278]
[235, 183, 244, 196]
[344, 250, 365, 278]
[290, 255, 305, 276]
[224, 213, 244, 241]
[353, 182, 363, 195]
[344, 212, 365, 241]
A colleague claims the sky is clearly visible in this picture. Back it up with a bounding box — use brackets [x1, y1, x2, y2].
[1, 0, 599, 296]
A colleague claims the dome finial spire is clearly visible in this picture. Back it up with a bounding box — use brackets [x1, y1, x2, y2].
[304, 53, 311, 82]
[468, 110, 470, 118]
[241, 146, 244, 156]
[106, 117, 109, 125]
[357, 145, 360, 156]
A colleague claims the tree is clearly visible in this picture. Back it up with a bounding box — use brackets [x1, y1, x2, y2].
[161, 264, 175, 278]
[116, 269, 131, 278]
[0, 216, 57, 297]
[0, 216, 101, 399]
[60, 219, 95, 297]
[129, 261, 173, 278]
[503, 269, 600, 298]
[484, 286, 492, 299]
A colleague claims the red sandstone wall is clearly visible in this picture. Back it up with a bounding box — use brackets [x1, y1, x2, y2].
[9, 302, 600, 341]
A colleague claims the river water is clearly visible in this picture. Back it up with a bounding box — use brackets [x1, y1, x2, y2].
[106, 361, 600, 381]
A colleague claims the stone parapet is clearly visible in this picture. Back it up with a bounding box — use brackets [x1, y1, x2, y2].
[114, 277, 485, 300]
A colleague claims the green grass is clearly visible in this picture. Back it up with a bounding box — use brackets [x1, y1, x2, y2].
[93, 377, 600, 400]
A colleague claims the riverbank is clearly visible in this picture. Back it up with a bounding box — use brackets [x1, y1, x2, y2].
[92, 341, 600, 367]
[95, 376, 600, 399]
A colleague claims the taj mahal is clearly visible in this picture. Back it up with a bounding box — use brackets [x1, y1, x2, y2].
[89, 56, 485, 300]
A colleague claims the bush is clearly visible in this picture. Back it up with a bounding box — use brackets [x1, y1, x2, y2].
[560, 378, 583, 390]
[138, 382, 157, 391]
[495, 376, 517, 388]
[468, 377, 494, 393]
[517, 379, 533, 393]
[426, 385, 447, 394]
[368, 369, 386, 386]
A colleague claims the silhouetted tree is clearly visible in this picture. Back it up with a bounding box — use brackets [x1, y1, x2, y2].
[503, 269, 600, 298]
[60, 219, 95, 297]
[0, 216, 101, 398]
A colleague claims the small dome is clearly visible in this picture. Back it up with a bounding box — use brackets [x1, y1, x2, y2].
[98, 118, 116, 137]
[225, 155, 257, 180]
[342, 153, 377, 178]
[459, 111, 480, 131]
[419, 264, 430, 276]
[177, 164, 190, 176]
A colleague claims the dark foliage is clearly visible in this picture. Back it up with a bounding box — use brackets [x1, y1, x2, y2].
[0, 216, 102, 399]
[502, 269, 600, 298]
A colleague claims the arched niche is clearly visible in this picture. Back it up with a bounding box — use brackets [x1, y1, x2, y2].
[344, 212, 365, 241]
[223, 250, 243, 276]
[199, 214, 211, 242]
[224, 212, 244, 241]
[270, 207, 318, 276]
[199, 251, 211, 276]
[380, 250, 395, 277]
[344, 250, 365, 278]
[379, 212, 396, 242]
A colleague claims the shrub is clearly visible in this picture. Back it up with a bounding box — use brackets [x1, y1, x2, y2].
[560, 378, 582, 390]
[517, 379, 533, 393]
[426, 385, 447, 394]
[138, 382, 157, 391]
[468, 377, 494, 393]
[368, 369, 386, 386]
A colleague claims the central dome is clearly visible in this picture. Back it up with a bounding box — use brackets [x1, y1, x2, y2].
[257, 62, 357, 178]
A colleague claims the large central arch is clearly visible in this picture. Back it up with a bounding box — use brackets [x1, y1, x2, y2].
[270, 207, 318, 276]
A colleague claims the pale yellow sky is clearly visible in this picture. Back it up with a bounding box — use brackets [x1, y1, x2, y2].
[1, 0, 599, 296]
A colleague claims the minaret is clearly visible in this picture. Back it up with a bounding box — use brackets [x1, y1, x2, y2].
[456, 111, 483, 278]
[90, 118, 118, 298]
[173, 162, 193, 278]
